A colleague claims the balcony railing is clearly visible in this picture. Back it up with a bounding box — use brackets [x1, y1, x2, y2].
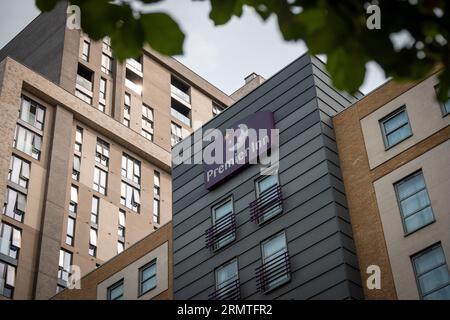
[205, 213, 236, 251]
[171, 84, 191, 105]
[209, 279, 241, 300]
[76, 75, 93, 92]
[171, 107, 191, 127]
[256, 250, 291, 293]
[249, 185, 283, 224]
[126, 58, 143, 75]
[125, 78, 142, 95]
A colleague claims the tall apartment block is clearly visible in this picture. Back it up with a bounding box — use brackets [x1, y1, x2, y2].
[172, 54, 365, 300]
[334, 70, 450, 300]
[0, 2, 232, 300]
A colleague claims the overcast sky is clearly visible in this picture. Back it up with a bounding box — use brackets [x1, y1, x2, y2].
[0, 0, 387, 95]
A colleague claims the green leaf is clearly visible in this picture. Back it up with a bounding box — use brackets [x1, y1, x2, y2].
[35, 0, 60, 11]
[209, 0, 243, 25]
[327, 46, 367, 93]
[141, 12, 185, 56]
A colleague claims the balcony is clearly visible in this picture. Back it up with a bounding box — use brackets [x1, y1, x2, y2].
[126, 58, 143, 77]
[205, 213, 236, 251]
[125, 78, 142, 95]
[171, 107, 191, 127]
[76, 75, 93, 93]
[249, 185, 283, 224]
[256, 250, 291, 293]
[171, 84, 191, 105]
[209, 279, 241, 300]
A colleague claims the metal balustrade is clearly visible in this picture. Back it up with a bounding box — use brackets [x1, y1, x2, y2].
[249, 185, 283, 224]
[209, 279, 241, 300]
[205, 213, 236, 251]
[256, 250, 291, 292]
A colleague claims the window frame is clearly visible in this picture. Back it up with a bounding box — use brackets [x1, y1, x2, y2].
[260, 231, 290, 291]
[215, 258, 239, 292]
[211, 197, 235, 250]
[107, 279, 124, 300]
[138, 260, 157, 296]
[93, 167, 108, 195]
[379, 106, 413, 150]
[255, 174, 282, 224]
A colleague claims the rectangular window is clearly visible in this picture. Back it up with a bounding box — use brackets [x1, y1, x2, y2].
[141, 104, 154, 141]
[65, 217, 75, 246]
[435, 85, 450, 116]
[124, 93, 131, 127]
[215, 259, 239, 299]
[412, 244, 450, 300]
[91, 196, 99, 225]
[99, 78, 107, 112]
[107, 280, 123, 300]
[153, 171, 161, 224]
[14, 125, 42, 160]
[380, 107, 412, 149]
[212, 103, 224, 117]
[19, 96, 46, 131]
[76, 64, 93, 105]
[261, 232, 290, 291]
[212, 198, 235, 250]
[101, 53, 112, 74]
[89, 228, 97, 257]
[120, 182, 140, 213]
[75, 127, 83, 153]
[395, 171, 434, 234]
[117, 241, 124, 254]
[3, 187, 26, 222]
[72, 154, 81, 181]
[95, 138, 110, 167]
[58, 249, 72, 282]
[171, 122, 182, 146]
[139, 260, 157, 296]
[8, 155, 30, 189]
[0, 261, 16, 299]
[102, 37, 112, 53]
[171, 99, 191, 126]
[0, 223, 21, 260]
[93, 167, 107, 195]
[255, 175, 282, 223]
[118, 209, 126, 238]
[82, 40, 90, 61]
[121, 154, 141, 184]
[69, 185, 78, 214]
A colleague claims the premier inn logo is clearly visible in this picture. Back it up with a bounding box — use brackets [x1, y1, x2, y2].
[172, 111, 279, 190]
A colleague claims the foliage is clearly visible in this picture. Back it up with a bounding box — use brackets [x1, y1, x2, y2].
[36, 0, 450, 100]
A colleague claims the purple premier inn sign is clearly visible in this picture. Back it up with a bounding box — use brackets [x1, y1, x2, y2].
[203, 111, 276, 190]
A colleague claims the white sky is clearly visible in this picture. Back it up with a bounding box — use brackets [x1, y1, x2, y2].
[0, 0, 387, 95]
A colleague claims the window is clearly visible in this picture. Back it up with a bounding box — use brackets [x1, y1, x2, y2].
[89, 228, 97, 257]
[153, 171, 160, 224]
[58, 249, 72, 282]
[215, 259, 239, 298]
[395, 171, 434, 234]
[171, 122, 182, 146]
[117, 241, 124, 254]
[124, 93, 131, 127]
[125, 69, 143, 95]
[255, 175, 282, 223]
[75, 127, 83, 153]
[14, 125, 42, 160]
[0, 261, 16, 298]
[436, 85, 450, 116]
[261, 232, 290, 290]
[3, 187, 26, 222]
[8, 155, 30, 189]
[170, 77, 191, 104]
[76, 64, 93, 105]
[139, 260, 157, 296]
[120, 182, 140, 213]
[0, 223, 21, 260]
[171, 99, 191, 126]
[82, 40, 90, 61]
[19, 96, 45, 131]
[121, 154, 141, 184]
[212, 103, 224, 117]
[93, 167, 107, 195]
[95, 138, 110, 167]
[141, 104, 154, 141]
[102, 37, 112, 53]
[69, 185, 78, 214]
[380, 107, 412, 149]
[72, 154, 81, 181]
[65, 217, 75, 246]
[212, 198, 235, 250]
[118, 209, 126, 238]
[101, 53, 112, 74]
[412, 244, 450, 300]
[107, 280, 123, 300]
[91, 196, 99, 225]
[99, 78, 107, 112]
